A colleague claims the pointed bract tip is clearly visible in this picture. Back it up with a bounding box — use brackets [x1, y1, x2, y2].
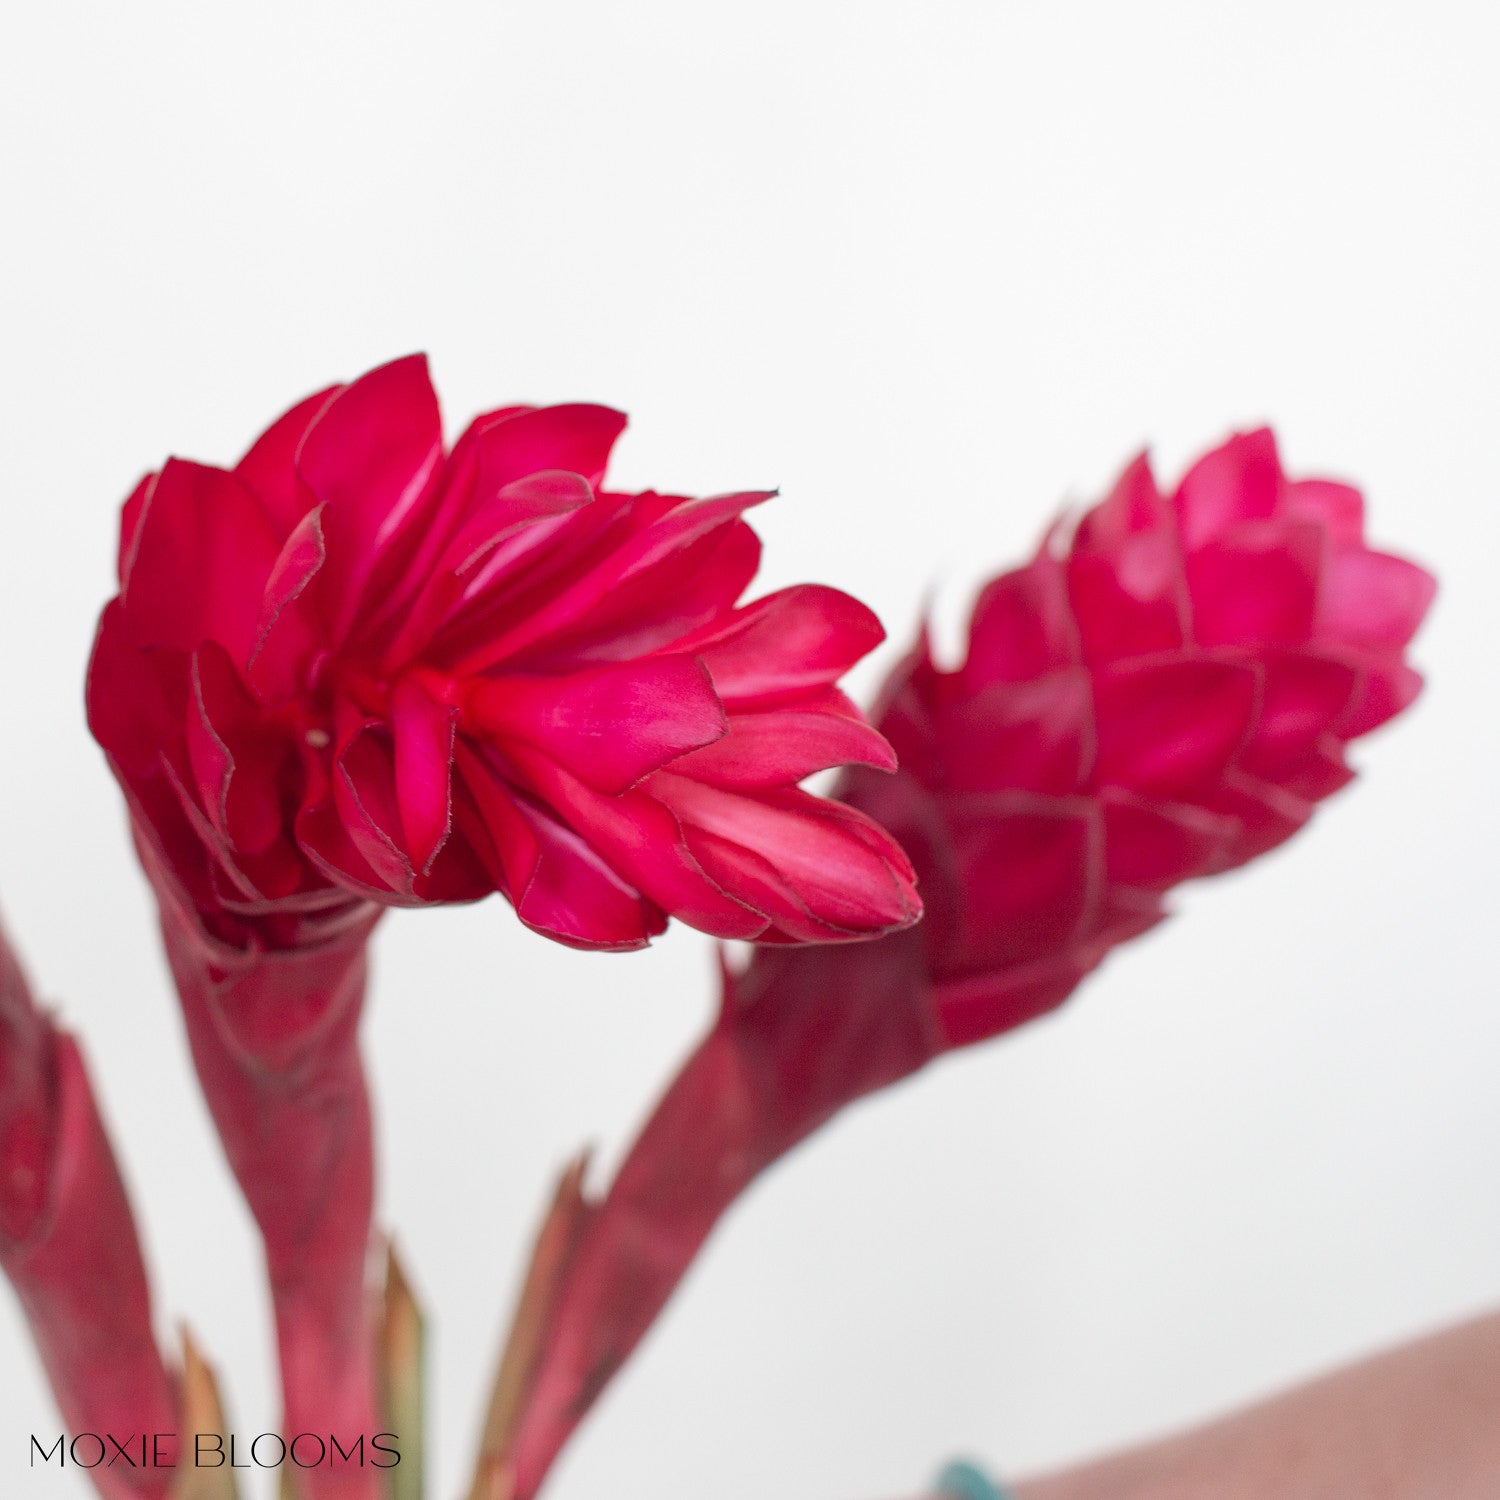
[171, 1329, 241, 1500]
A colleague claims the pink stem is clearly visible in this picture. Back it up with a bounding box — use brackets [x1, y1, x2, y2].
[0, 918, 177, 1500]
[509, 933, 937, 1498]
[153, 879, 385, 1500]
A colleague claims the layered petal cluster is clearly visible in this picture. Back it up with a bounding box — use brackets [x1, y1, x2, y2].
[861, 427, 1436, 1044]
[493, 429, 1434, 1500]
[0, 915, 177, 1500]
[88, 355, 917, 951]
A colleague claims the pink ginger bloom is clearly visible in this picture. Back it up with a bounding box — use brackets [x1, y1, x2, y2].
[498, 429, 1436, 1499]
[0, 914, 178, 1500]
[861, 425, 1435, 1041]
[85, 355, 916, 1499]
[87, 353, 917, 951]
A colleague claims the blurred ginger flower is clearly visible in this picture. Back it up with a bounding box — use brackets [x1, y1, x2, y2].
[862, 425, 1436, 1042]
[491, 429, 1437, 1499]
[88, 354, 918, 951]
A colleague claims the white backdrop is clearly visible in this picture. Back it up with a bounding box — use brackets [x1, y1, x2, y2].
[2, 3, 1497, 1497]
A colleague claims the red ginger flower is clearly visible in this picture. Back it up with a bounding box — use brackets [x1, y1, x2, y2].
[864, 426, 1435, 1043]
[87, 354, 918, 951]
[494, 429, 1435, 1499]
[84, 355, 915, 1500]
[0, 914, 178, 1500]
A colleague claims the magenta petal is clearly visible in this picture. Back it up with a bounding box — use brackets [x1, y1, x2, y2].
[1338, 660, 1425, 737]
[504, 744, 769, 939]
[86, 602, 181, 779]
[1280, 736, 1356, 801]
[392, 680, 457, 874]
[250, 505, 328, 702]
[651, 775, 919, 936]
[602, 491, 777, 592]
[453, 748, 657, 950]
[943, 805, 1098, 972]
[940, 669, 1094, 795]
[1173, 428, 1283, 550]
[235, 383, 342, 536]
[451, 491, 775, 673]
[541, 519, 768, 669]
[674, 586, 887, 705]
[466, 656, 729, 794]
[296, 354, 444, 638]
[1285, 478, 1365, 544]
[673, 689, 897, 787]
[292, 799, 393, 902]
[116, 472, 154, 590]
[457, 402, 628, 493]
[865, 634, 944, 786]
[1240, 650, 1359, 778]
[157, 746, 267, 904]
[382, 472, 596, 667]
[471, 402, 630, 489]
[360, 404, 624, 641]
[1316, 548, 1437, 655]
[451, 747, 540, 900]
[514, 814, 662, 950]
[679, 824, 855, 943]
[124, 459, 283, 660]
[1068, 453, 1188, 662]
[444, 471, 596, 583]
[506, 517, 767, 672]
[1068, 531, 1188, 663]
[185, 644, 273, 851]
[1093, 656, 1260, 796]
[1185, 517, 1323, 648]
[962, 551, 1079, 687]
[510, 803, 661, 951]
[1079, 450, 1166, 542]
[1209, 770, 1316, 867]
[331, 710, 417, 897]
[806, 791, 920, 889]
[1100, 788, 1239, 890]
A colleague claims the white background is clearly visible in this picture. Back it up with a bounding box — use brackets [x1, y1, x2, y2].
[2, 3, 1497, 1497]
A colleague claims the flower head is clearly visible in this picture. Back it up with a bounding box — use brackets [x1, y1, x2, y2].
[89, 356, 919, 951]
[855, 427, 1436, 1043]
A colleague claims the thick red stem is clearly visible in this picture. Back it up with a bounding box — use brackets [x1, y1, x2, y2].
[508, 932, 937, 1498]
[153, 882, 385, 1500]
[1, 919, 178, 1500]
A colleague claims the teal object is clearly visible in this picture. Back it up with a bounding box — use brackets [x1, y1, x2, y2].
[935, 1459, 1014, 1500]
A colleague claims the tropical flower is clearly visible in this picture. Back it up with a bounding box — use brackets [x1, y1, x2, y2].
[865, 426, 1436, 1042]
[85, 356, 922, 1499]
[88, 354, 918, 951]
[491, 429, 1436, 1500]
